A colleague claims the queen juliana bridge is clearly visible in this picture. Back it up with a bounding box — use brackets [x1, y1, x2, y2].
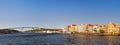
[6, 27, 63, 33]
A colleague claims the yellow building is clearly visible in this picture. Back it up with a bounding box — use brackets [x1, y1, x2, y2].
[70, 24, 76, 33]
[107, 22, 119, 33]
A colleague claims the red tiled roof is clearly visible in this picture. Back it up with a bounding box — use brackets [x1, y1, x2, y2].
[110, 22, 118, 27]
[67, 25, 71, 28]
[87, 24, 94, 26]
[72, 24, 76, 26]
[113, 23, 118, 27]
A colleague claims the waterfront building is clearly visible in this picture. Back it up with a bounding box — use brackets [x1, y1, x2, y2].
[66, 25, 71, 32]
[65, 22, 120, 33]
[77, 24, 87, 32]
[86, 24, 94, 32]
[75, 25, 78, 32]
[93, 24, 100, 33]
[100, 25, 107, 33]
[107, 22, 119, 33]
[70, 24, 76, 33]
[77, 24, 84, 32]
[119, 27, 120, 33]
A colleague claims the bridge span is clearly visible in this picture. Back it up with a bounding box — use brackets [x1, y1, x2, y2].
[5, 27, 63, 33]
[6, 27, 40, 31]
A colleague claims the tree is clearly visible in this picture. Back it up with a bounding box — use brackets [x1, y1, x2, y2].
[99, 30, 105, 33]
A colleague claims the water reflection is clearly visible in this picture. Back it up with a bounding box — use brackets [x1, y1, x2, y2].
[103, 36, 120, 45]
[0, 33, 120, 45]
[64, 34, 120, 45]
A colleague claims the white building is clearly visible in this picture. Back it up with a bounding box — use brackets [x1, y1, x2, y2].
[92, 25, 100, 33]
[77, 24, 87, 32]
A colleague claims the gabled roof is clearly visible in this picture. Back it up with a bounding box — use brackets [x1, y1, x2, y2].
[109, 22, 118, 27]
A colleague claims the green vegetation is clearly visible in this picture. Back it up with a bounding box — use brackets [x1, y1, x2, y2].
[99, 30, 105, 33]
[25, 29, 42, 32]
[25, 28, 62, 33]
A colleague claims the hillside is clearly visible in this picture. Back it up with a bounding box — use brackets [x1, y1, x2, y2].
[0, 29, 20, 34]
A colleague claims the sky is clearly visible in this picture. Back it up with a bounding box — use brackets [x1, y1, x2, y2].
[0, 0, 120, 29]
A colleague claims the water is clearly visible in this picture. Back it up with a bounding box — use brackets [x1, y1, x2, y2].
[0, 33, 120, 45]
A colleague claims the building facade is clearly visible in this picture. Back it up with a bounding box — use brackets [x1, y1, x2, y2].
[86, 24, 94, 32]
[64, 22, 120, 33]
[93, 24, 100, 33]
[70, 24, 76, 33]
[77, 24, 87, 32]
[107, 22, 119, 33]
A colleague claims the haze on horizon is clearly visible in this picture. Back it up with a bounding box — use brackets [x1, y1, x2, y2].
[0, 0, 120, 29]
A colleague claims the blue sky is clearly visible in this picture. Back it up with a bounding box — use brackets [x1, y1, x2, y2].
[0, 0, 120, 29]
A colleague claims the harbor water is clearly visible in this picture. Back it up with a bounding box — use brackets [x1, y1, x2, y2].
[0, 33, 120, 45]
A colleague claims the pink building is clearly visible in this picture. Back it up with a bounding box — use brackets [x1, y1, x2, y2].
[86, 24, 94, 32]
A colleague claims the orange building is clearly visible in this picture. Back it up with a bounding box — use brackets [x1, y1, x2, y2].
[100, 25, 107, 33]
[100, 25, 107, 30]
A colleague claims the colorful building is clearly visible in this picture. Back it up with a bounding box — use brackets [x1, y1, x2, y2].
[65, 25, 71, 32]
[70, 24, 76, 33]
[86, 24, 94, 32]
[77, 24, 87, 32]
[64, 22, 120, 33]
[107, 22, 119, 33]
[100, 25, 107, 33]
[93, 24, 100, 33]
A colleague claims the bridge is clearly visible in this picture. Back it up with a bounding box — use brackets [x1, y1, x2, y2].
[40, 28, 63, 33]
[7, 27, 40, 31]
[6, 27, 63, 33]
